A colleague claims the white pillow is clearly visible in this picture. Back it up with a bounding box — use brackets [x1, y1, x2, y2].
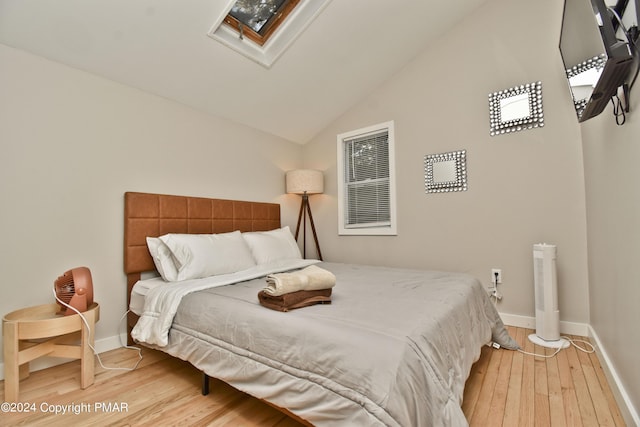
[146, 237, 179, 282]
[159, 231, 256, 281]
[242, 226, 302, 265]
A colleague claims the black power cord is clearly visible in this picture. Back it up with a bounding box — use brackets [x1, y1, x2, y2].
[607, 7, 640, 125]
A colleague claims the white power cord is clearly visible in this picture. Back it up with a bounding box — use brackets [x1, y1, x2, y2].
[53, 289, 143, 371]
[488, 271, 502, 304]
[488, 287, 502, 304]
[516, 335, 595, 358]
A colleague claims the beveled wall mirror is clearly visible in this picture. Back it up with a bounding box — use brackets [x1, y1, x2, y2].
[489, 82, 544, 136]
[424, 150, 467, 193]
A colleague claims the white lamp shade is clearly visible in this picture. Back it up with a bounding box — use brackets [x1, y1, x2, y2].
[286, 169, 324, 194]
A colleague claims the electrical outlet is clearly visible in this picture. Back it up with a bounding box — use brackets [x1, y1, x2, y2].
[491, 268, 502, 284]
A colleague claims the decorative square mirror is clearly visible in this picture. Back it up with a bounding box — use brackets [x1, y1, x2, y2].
[489, 81, 544, 136]
[424, 150, 467, 193]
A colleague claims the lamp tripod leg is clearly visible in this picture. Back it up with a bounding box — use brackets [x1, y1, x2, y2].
[305, 199, 323, 261]
[294, 197, 305, 241]
[293, 194, 322, 261]
[302, 197, 307, 259]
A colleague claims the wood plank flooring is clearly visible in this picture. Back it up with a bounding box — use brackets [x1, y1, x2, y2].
[0, 327, 624, 426]
[463, 326, 625, 427]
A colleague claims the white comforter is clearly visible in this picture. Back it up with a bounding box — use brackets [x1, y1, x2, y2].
[131, 258, 319, 346]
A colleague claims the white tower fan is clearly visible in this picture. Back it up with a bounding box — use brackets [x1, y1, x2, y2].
[528, 243, 569, 349]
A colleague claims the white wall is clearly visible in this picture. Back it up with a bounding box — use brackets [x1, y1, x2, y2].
[582, 87, 640, 421]
[0, 43, 303, 363]
[303, 0, 590, 324]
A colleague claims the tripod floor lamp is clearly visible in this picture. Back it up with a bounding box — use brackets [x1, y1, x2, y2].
[286, 169, 323, 261]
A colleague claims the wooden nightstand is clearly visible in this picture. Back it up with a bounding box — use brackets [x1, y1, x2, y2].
[2, 302, 99, 402]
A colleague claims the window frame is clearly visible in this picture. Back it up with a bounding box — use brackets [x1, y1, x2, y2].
[336, 120, 397, 236]
[223, 0, 301, 47]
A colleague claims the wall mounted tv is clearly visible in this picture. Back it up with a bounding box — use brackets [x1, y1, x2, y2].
[560, 0, 639, 122]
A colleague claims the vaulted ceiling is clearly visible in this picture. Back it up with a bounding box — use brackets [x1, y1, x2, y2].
[0, 0, 487, 144]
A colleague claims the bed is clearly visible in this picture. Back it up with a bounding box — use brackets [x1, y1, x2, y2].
[124, 191, 518, 427]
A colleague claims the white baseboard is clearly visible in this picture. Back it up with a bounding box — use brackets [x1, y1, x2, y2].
[587, 325, 640, 427]
[498, 312, 589, 336]
[0, 334, 127, 381]
[499, 312, 638, 427]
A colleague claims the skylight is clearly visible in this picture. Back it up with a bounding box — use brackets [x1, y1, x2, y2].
[225, 0, 300, 46]
[208, 0, 333, 68]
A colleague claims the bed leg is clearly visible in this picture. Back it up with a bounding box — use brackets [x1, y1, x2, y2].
[202, 373, 210, 395]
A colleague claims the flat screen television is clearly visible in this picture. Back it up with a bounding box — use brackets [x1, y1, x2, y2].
[560, 0, 636, 122]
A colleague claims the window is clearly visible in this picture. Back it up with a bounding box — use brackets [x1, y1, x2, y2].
[208, 0, 332, 68]
[223, 0, 301, 46]
[337, 121, 397, 235]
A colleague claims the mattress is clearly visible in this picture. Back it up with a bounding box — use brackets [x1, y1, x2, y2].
[131, 262, 517, 426]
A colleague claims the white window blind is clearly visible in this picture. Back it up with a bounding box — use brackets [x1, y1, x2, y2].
[337, 121, 397, 235]
[344, 130, 390, 227]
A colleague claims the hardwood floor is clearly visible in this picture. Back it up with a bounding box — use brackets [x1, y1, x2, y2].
[463, 326, 625, 426]
[0, 326, 625, 426]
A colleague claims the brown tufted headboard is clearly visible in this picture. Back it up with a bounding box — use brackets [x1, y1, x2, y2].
[123, 192, 281, 330]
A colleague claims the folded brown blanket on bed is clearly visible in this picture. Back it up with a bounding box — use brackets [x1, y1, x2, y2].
[258, 288, 332, 312]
